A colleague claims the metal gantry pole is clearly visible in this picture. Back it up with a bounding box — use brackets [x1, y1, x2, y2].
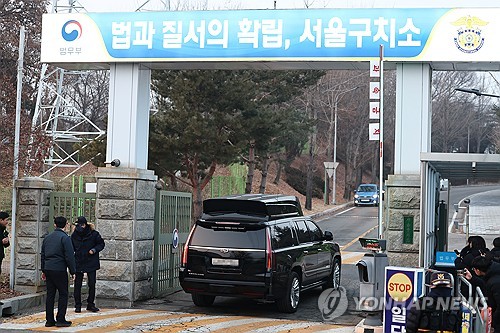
[378, 45, 384, 240]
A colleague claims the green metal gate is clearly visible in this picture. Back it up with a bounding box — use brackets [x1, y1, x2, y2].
[49, 192, 97, 231]
[48, 191, 97, 293]
[153, 190, 192, 296]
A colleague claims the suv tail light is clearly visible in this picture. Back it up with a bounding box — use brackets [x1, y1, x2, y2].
[266, 228, 273, 271]
[181, 225, 196, 267]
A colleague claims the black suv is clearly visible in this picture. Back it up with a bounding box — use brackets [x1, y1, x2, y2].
[179, 194, 342, 313]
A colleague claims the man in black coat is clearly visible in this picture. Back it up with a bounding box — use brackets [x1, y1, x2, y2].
[71, 216, 105, 313]
[471, 254, 500, 332]
[41, 216, 76, 327]
[0, 211, 10, 276]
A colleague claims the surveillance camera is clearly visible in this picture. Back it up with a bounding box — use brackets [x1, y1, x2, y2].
[110, 159, 120, 167]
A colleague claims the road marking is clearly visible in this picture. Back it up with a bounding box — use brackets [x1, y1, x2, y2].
[150, 316, 260, 332]
[340, 251, 366, 265]
[335, 207, 355, 216]
[0, 308, 155, 330]
[0, 310, 354, 333]
[340, 225, 378, 251]
[77, 312, 204, 333]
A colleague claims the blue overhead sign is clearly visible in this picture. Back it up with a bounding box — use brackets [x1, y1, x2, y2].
[41, 8, 500, 63]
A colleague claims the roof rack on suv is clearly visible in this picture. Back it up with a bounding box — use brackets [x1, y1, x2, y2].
[202, 194, 303, 221]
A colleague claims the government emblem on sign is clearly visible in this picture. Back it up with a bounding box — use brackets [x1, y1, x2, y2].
[172, 228, 179, 249]
[452, 16, 488, 53]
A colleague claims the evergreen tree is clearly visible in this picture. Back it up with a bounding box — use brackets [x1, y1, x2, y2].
[150, 69, 252, 219]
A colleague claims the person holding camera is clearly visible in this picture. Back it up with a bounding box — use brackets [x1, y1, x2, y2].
[41, 216, 76, 327]
[71, 216, 105, 313]
[468, 254, 500, 332]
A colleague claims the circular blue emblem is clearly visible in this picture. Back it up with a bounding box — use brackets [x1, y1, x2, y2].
[172, 228, 179, 249]
[61, 20, 82, 42]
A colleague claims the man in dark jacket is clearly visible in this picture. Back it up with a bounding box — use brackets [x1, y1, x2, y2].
[0, 211, 10, 276]
[71, 216, 105, 313]
[41, 216, 76, 327]
[471, 254, 500, 332]
[406, 271, 460, 333]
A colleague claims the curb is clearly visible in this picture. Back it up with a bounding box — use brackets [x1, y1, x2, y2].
[1, 292, 46, 317]
[308, 202, 353, 221]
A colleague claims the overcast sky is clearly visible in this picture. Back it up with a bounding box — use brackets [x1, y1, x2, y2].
[72, 0, 500, 13]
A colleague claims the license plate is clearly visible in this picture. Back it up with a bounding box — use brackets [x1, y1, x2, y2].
[361, 199, 370, 202]
[212, 258, 239, 266]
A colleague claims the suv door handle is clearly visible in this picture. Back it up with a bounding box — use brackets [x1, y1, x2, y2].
[303, 250, 309, 254]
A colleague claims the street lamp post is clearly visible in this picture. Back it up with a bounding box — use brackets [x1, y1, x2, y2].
[455, 87, 500, 154]
[332, 86, 358, 205]
[455, 87, 500, 184]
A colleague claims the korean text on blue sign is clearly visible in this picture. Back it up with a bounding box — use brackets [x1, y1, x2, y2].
[87, 9, 446, 59]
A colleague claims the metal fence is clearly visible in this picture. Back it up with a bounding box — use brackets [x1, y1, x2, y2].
[209, 175, 245, 198]
[49, 192, 96, 231]
[153, 190, 192, 297]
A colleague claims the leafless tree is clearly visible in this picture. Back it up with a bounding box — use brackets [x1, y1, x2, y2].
[432, 71, 496, 153]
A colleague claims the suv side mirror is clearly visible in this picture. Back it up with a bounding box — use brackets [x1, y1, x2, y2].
[324, 230, 334, 241]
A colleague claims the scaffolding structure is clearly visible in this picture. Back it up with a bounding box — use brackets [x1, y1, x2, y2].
[28, 0, 168, 179]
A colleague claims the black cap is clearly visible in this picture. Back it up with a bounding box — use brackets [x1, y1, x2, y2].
[76, 216, 87, 225]
[430, 271, 452, 288]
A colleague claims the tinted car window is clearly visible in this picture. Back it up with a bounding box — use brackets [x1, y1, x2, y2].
[305, 220, 322, 242]
[191, 224, 266, 249]
[294, 220, 311, 244]
[357, 185, 377, 192]
[271, 223, 297, 249]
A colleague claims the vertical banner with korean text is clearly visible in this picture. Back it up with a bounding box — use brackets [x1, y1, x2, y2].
[384, 266, 425, 333]
[369, 60, 380, 141]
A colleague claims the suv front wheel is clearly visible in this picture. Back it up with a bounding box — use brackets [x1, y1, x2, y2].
[192, 293, 215, 307]
[323, 257, 341, 290]
[276, 271, 300, 313]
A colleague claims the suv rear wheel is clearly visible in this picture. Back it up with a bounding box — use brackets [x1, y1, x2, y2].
[323, 257, 341, 290]
[276, 271, 300, 313]
[192, 293, 215, 307]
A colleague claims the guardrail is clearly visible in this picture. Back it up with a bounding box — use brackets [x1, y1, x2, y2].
[457, 274, 490, 333]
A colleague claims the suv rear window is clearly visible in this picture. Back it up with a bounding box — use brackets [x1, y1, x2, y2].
[191, 224, 266, 249]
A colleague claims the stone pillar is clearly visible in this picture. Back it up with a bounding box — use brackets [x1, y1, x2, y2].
[385, 174, 420, 267]
[95, 167, 157, 307]
[14, 177, 54, 293]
